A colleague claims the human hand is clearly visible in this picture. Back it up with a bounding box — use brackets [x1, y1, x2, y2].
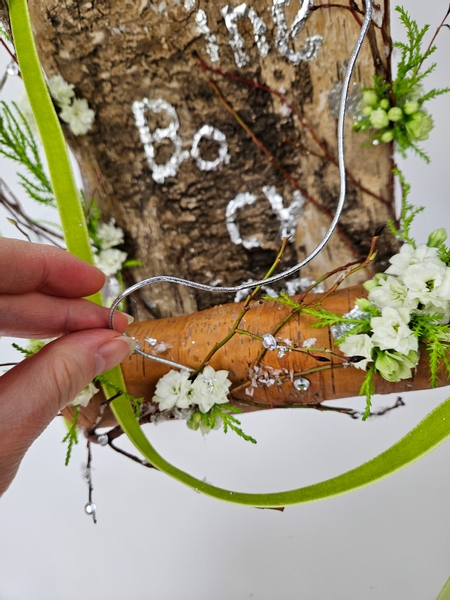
[0, 238, 135, 495]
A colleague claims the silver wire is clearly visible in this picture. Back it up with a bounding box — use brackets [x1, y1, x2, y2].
[109, 0, 373, 332]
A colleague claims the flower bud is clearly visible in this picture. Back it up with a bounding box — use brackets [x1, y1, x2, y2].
[427, 228, 447, 248]
[379, 98, 390, 110]
[387, 107, 403, 122]
[363, 279, 378, 292]
[187, 411, 202, 431]
[381, 130, 395, 143]
[405, 110, 433, 142]
[362, 89, 379, 107]
[362, 106, 373, 117]
[355, 298, 372, 311]
[403, 101, 419, 115]
[369, 108, 389, 130]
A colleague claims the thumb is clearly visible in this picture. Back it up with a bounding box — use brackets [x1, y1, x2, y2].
[0, 330, 135, 494]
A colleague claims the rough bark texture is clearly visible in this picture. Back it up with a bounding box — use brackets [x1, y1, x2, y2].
[29, 0, 396, 319]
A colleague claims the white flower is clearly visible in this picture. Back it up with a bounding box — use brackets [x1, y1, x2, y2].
[97, 220, 124, 249]
[48, 75, 75, 106]
[403, 262, 450, 311]
[338, 334, 374, 370]
[190, 365, 231, 413]
[368, 276, 417, 310]
[370, 307, 418, 354]
[153, 369, 192, 411]
[69, 382, 98, 407]
[385, 243, 444, 276]
[59, 98, 95, 135]
[94, 248, 127, 276]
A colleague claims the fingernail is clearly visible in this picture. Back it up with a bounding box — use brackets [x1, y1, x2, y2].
[94, 336, 137, 376]
[118, 311, 134, 325]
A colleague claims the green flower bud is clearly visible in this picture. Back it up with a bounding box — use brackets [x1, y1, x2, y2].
[187, 411, 202, 431]
[405, 110, 434, 142]
[403, 101, 419, 115]
[369, 108, 389, 130]
[355, 298, 372, 311]
[362, 89, 379, 107]
[379, 98, 390, 110]
[381, 130, 395, 143]
[387, 107, 403, 122]
[362, 106, 373, 117]
[427, 228, 447, 248]
[363, 279, 378, 292]
[375, 350, 418, 382]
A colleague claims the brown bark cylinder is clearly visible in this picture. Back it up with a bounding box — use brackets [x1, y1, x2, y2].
[65, 284, 448, 430]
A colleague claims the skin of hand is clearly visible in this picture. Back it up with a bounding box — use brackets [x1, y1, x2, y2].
[0, 238, 136, 495]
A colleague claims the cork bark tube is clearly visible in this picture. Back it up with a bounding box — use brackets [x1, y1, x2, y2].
[64, 285, 448, 430]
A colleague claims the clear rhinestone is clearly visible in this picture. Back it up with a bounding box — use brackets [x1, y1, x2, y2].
[262, 333, 277, 350]
[6, 62, 19, 76]
[85, 502, 97, 515]
[97, 434, 108, 446]
[293, 377, 310, 392]
[145, 337, 157, 347]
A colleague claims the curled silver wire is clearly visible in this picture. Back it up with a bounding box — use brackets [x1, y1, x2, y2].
[109, 0, 373, 337]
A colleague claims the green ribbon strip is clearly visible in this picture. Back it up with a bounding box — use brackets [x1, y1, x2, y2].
[10, 0, 450, 508]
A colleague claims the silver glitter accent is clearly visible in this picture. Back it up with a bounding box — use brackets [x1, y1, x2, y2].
[284, 277, 324, 296]
[272, 0, 322, 65]
[145, 337, 158, 347]
[195, 9, 220, 63]
[190, 124, 230, 171]
[152, 341, 172, 355]
[329, 81, 362, 119]
[85, 502, 97, 515]
[184, 0, 195, 9]
[226, 187, 304, 249]
[262, 186, 305, 239]
[202, 374, 217, 392]
[6, 62, 19, 76]
[293, 377, 310, 391]
[132, 98, 189, 184]
[234, 279, 277, 302]
[226, 192, 260, 249]
[221, 4, 269, 68]
[97, 434, 108, 446]
[262, 333, 277, 350]
[277, 346, 287, 358]
[330, 305, 368, 339]
[302, 337, 316, 348]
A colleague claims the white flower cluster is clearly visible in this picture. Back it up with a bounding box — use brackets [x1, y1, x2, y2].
[153, 366, 231, 414]
[18, 75, 95, 137]
[48, 75, 95, 136]
[93, 220, 127, 278]
[338, 229, 450, 382]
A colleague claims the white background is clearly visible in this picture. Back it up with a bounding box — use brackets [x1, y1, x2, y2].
[1, 3, 450, 599]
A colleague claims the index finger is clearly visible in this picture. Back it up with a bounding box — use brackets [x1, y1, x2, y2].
[0, 238, 106, 297]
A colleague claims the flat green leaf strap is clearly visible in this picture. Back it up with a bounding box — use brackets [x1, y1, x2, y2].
[9, 0, 126, 407]
[437, 577, 450, 600]
[11, 0, 450, 508]
[110, 392, 450, 506]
